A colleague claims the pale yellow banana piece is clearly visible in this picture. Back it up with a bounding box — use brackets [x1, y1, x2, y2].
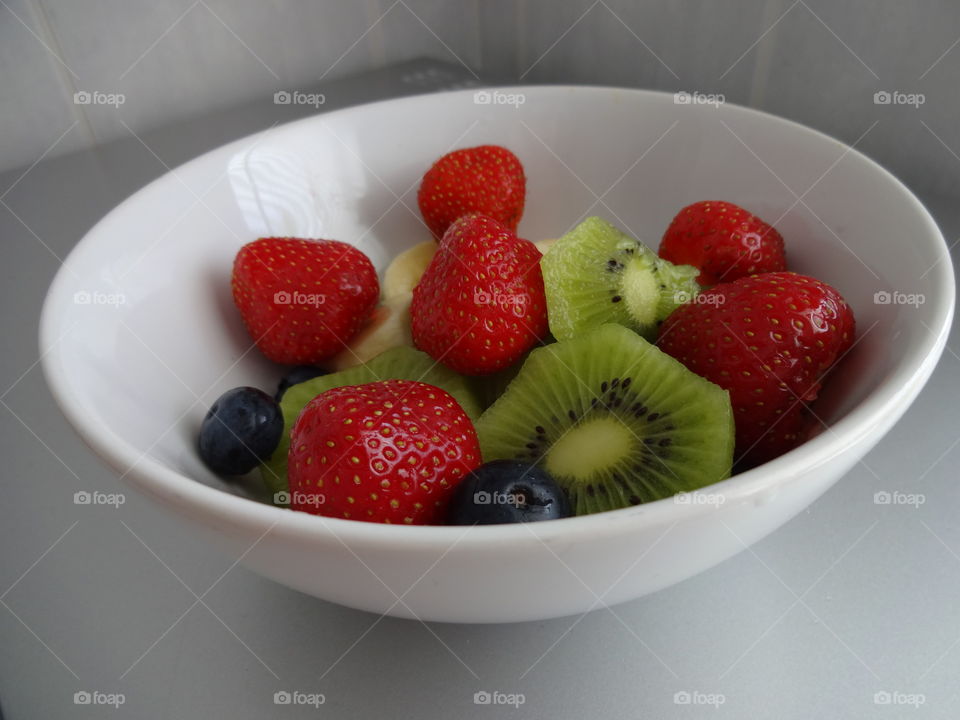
[382, 240, 437, 300]
[331, 238, 554, 371]
[534, 237, 557, 255]
[327, 295, 413, 372]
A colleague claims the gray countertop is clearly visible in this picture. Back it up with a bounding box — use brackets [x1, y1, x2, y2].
[2, 59, 959, 719]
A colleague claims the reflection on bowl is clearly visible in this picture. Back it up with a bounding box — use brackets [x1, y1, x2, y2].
[41, 87, 953, 622]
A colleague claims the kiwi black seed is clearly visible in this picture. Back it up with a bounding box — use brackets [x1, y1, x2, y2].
[475, 324, 734, 516]
[541, 217, 701, 342]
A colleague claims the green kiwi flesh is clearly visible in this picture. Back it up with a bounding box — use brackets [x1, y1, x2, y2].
[260, 346, 482, 496]
[475, 324, 734, 515]
[541, 217, 700, 341]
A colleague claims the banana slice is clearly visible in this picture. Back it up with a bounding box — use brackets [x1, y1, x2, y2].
[327, 294, 412, 372]
[331, 237, 556, 371]
[329, 241, 432, 370]
[382, 240, 436, 300]
[534, 237, 557, 255]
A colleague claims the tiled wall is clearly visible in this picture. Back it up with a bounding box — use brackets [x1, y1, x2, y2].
[4, 0, 959, 197]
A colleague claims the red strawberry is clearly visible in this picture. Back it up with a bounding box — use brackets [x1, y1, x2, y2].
[232, 237, 379, 365]
[657, 272, 854, 467]
[659, 200, 786, 286]
[417, 145, 525, 240]
[287, 380, 481, 524]
[411, 214, 548, 375]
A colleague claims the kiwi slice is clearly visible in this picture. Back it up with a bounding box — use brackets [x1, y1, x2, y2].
[471, 333, 558, 410]
[542, 217, 700, 341]
[259, 346, 482, 496]
[476, 324, 733, 515]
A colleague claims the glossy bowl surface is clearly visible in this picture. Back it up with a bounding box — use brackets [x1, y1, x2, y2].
[41, 87, 954, 622]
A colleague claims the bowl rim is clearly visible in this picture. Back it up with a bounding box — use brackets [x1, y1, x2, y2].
[39, 84, 956, 549]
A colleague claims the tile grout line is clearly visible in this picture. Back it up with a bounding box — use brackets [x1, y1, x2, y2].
[30, 0, 98, 147]
[746, 0, 789, 108]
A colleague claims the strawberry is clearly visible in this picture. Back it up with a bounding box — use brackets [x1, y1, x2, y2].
[232, 237, 379, 365]
[659, 201, 786, 286]
[657, 272, 854, 467]
[411, 214, 548, 375]
[417, 145, 525, 240]
[287, 380, 481, 524]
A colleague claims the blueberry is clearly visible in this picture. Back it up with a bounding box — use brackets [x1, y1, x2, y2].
[449, 460, 571, 525]
[199, 387, 283, 475]
[275, 365, 327, 402]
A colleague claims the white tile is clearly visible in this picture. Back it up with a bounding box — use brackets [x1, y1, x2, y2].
[0, 0, 90, 174]
[9, 0, 960, 200]
[513, 0, 773, 103]
[477, 0, 518, 80]
[368, 0, 482, 80]
[40, 0, 381, 144]
[755, 0, 960, 197]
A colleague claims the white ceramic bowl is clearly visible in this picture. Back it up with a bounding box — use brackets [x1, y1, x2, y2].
[41, 87, 953, 623]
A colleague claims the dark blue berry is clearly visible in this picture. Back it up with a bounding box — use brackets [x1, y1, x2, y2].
[199, 387, 283, 475]
[275, 365, 327, 401]
[449, 460, 571, 525]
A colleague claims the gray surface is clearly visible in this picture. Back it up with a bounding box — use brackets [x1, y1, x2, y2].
[2, 58, 960, 719]
[0, 0, 486, 172]
[5, 0, 960, 199]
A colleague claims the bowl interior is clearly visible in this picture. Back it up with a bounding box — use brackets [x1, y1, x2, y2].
[42, 86, 952, 512]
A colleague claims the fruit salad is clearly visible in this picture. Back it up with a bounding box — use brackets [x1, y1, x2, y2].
[197, 144, 855, 526]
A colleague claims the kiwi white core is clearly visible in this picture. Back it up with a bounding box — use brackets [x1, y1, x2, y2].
[621, 256, 659, 329]
[545, 416, 633, 480]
